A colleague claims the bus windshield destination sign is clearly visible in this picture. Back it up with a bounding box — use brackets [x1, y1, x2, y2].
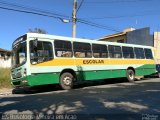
[12, 35, 27, 48]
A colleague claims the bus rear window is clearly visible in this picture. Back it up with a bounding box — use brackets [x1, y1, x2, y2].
[144, 48, 153, 59]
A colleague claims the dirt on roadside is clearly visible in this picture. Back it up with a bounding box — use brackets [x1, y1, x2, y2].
[0, 88, 12, 95]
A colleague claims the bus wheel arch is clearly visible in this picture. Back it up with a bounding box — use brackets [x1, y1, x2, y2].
[126, 67, 135, 82]
[59, 69, 76, 90]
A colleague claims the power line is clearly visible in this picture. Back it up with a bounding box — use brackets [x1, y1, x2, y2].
[0, 1, 121, 32]
[0, 0, 70, 19]
[77, 0, 85, 13]
[77, 19, 121, 32]
[0, 6, 65, 20]
[85, 0, 151, 4]
[81, 11, 159, 19]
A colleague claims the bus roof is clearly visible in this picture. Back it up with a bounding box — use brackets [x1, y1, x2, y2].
[26, 33, 153, 49]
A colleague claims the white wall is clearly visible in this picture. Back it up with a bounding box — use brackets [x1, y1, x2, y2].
[0, 58, 11, 68]
[154, 32, 160, 64]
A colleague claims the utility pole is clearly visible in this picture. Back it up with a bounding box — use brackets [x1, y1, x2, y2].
[72, 0, 77, 38]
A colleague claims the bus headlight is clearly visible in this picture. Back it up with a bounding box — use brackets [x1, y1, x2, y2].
[22, 80, 28, 85]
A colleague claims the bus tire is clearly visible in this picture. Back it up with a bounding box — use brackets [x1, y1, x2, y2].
[126, 69, 135, 82]
[60, 72, 74, 90]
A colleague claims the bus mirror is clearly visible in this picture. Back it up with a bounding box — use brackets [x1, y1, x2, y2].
[33, 38, 38, 47]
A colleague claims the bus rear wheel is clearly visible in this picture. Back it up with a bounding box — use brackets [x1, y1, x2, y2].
[126, 69, 135, 82]
[60, 72, 74, 90]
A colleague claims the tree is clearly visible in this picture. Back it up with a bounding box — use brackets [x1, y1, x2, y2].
[28, 28, 47, 34]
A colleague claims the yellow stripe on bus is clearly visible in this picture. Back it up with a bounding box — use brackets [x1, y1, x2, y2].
[31, 59, 155, 66]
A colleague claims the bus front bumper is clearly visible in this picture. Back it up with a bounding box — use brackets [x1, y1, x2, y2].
[11, 77, 29, 88]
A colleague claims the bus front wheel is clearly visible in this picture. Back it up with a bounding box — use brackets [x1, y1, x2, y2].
[60, 72, 74, 90]
[126, 69, 135, 82]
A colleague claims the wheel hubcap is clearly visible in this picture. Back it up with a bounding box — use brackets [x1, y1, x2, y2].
[129, 72, 134, 80]
[63, 76, 72, 85]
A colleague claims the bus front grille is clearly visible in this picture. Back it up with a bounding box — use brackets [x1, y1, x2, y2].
[12, 72, 22, 79]
[12, 81, 21, 86]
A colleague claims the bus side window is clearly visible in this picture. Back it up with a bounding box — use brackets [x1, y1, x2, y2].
[122, 46, 135, 58]
[43, 42, 53, 60]
[73, 42, 92, 58]
[144, 48, 153, 59]
[54, 40, 72, 57]
[108, 45, 122, 58]
[134, 47, 145, 59]
[30, 41, 53, 64]
[92, 44, 108, 58]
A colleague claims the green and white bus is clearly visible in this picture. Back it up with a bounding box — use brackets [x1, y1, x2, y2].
[11, 33, 156, 90]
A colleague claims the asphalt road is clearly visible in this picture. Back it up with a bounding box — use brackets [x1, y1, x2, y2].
[0, 78, 160, 120]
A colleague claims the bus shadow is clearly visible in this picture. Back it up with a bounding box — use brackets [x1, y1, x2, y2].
[12, 84, 61, 94]
[12, 76, 157, 95]
[74, 78, 126, 89]
[12, 78, 126, 94]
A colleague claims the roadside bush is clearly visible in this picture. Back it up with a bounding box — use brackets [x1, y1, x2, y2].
[0, 68, 11, 88]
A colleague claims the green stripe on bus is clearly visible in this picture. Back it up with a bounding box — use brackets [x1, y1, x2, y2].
[76, 64, 156, 80]
[12, 64, 156, 87]
[135, 64, 156, 76]
[27, 73, 60, 86]
[76, 69, 126, 81]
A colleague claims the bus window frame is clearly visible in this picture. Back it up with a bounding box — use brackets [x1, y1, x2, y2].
[92, 44, 108, 58]
[12, 41, 27, 68]
[134, 47, 145, 59]
[122, 46, 135, 59]
[54, 40, 73, 58]
[144, 48, 153, 59]
[73, 42, 92, 58]
[108, 45, 122, 59]
[29, 40, 54, 64]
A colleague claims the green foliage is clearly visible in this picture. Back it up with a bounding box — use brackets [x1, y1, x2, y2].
[0, 68, 11, 88]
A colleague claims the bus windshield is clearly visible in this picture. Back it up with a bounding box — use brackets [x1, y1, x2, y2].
[12, 41, 27, 68]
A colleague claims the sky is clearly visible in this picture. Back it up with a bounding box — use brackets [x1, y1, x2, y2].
[0, 0, 160, 50]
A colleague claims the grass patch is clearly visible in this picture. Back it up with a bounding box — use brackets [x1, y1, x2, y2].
[0, 68, 12, 88]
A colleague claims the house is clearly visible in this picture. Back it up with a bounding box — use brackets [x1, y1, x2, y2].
[98, 27, 153, 46]
[0, 48, 11, 68]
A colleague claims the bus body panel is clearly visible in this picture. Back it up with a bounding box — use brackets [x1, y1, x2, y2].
[11, 33, 157, 88]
